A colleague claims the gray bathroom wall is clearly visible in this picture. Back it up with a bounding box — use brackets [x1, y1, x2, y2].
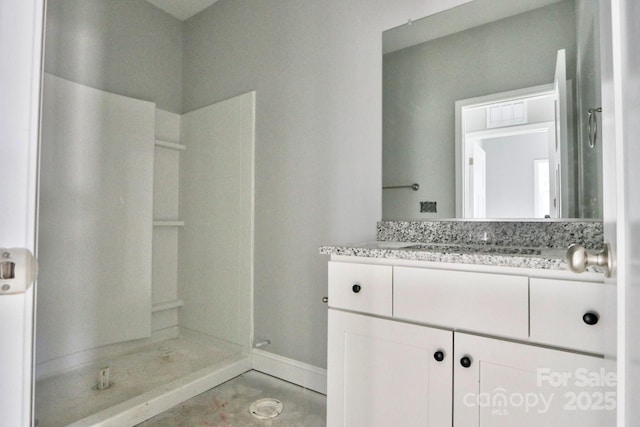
[44, 0, 183, 113]
[42, 0, 469, 371]
[182, 0, 468, 369]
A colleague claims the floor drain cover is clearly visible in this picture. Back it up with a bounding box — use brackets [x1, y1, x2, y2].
[249, 398, 284, 419]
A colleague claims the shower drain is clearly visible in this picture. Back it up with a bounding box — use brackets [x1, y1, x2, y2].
[249, 398, 284, 420]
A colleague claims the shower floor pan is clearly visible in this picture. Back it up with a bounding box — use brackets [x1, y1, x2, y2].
[34, 328, 251, 427]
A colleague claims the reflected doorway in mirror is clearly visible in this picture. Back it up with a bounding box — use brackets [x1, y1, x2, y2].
[455, 79, 570, 219]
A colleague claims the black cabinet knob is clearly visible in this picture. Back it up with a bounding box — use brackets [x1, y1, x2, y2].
[583, 311, 599, 325]
[460, 356, 472, 368]
[352, 284, 362, 293]
[433, 350, 445, 362]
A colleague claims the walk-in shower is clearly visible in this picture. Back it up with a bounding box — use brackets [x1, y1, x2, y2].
[35, 4, 255, 422]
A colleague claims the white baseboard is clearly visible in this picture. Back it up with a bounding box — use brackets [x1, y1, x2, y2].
[251, 349, 327, 395]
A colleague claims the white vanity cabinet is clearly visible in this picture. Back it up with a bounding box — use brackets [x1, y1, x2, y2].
[326, 260, 615, 427]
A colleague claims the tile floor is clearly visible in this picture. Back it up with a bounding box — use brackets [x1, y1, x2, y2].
[137, 370, 327, 427]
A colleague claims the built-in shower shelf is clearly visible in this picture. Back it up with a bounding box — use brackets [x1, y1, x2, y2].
[153, 220, 185, 227]
[152, 299, 184, 312]
[155, 139, 186, 151]
[152, 110, 184, 339]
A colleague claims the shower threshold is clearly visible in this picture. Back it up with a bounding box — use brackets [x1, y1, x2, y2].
[34, 328, 251, 427]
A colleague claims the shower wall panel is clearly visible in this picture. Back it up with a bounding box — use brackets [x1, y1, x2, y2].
[37, 73, 154, 366]
[179, 92, 255, 350]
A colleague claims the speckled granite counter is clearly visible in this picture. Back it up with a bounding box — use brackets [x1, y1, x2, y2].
[320, 220, 604, 272]
[319, 242, 576, 270]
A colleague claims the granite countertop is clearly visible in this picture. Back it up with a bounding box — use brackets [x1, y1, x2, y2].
[319, 241, 593, 272]
[320, 220, 605, 272]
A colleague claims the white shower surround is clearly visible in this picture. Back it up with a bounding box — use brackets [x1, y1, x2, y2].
[35, 78, 259, 425]
[179, 92, 255, 350]
[38, 73, 155, 365]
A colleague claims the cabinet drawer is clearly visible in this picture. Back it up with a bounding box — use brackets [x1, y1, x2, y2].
[530, 278, 608, 354]
[394, 267, 528, 338]
[328, 262, 392, 316]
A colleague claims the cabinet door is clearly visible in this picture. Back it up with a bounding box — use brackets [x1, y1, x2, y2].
[327, 309, 453, 427]
[454, 333, 616, 427]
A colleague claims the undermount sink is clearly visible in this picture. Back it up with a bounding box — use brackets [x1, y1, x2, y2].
[404, 244, 540, 255]
[370, 242, 566, 257]
[404, 244, 566, 257]
[360, 241, 417, 249]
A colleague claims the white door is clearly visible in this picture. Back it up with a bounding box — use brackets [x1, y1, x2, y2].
[601, 0, 640, 425]
[0, 0, 45, 426]
[471, 142, 487, 218]
[552, 49, 568, 218]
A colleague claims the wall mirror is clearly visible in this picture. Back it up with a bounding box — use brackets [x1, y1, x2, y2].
[382, 0, 602, 220]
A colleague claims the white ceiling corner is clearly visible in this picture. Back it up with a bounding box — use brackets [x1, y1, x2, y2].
[145, 0, 220, 21]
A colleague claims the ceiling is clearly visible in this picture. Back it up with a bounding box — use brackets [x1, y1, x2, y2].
[145, 0, 220, 21]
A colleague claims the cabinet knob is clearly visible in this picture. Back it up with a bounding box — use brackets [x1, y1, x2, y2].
[460, 356, 472, 368]
[433, 350, 445, 362]
[352, 284, 362, 293]
[322, 297, 328, 303]
[583, 311, 599, 325]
